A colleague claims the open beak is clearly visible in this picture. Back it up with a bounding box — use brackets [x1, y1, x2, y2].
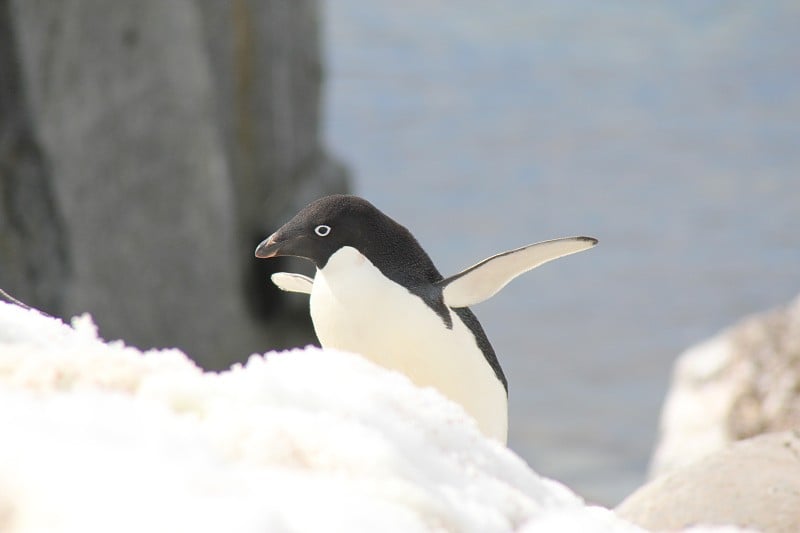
[255, 232, 282, 258]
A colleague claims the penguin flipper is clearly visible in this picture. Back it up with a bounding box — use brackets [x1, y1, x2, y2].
[271, 272, 314, 295]
[438, 236, 597, 308]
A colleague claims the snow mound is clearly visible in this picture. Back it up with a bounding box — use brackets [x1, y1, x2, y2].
[0, 302, 641, 532]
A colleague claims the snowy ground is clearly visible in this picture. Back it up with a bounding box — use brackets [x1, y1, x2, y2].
[0, 302, 740, 532]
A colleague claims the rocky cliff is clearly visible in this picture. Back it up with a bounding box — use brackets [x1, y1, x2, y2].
[0, 0, 348, 368]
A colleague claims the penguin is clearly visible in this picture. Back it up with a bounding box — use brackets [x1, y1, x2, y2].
[255, 195, 596, 443]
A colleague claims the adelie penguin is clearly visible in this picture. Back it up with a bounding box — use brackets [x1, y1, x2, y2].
[255, 195, 597, 443]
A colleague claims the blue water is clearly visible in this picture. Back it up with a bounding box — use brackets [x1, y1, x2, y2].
[323, 1, 800, 504]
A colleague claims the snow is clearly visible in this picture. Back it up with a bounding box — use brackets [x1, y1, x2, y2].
[0, 302, 742, 532]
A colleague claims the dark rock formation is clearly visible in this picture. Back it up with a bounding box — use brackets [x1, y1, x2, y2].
[0, 0, 69, 315]
[197, 0, 347, 320]
[2, 0, 347, 368]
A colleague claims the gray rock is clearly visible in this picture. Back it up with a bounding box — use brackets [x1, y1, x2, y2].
[2, 0, 349, 368]
[4, 1, 264, 368]
[0, 0, 69, 315]
[196, 0, 348, 320]
[10, 0, 254, 368]
[198, 0, 348, 236]
[617, 431, 800, 533]
[650, 295, 800, 478]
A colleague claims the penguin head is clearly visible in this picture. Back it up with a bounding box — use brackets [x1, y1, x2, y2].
[255, 195, 404, 269]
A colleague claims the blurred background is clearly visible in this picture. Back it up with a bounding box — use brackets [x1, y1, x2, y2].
[1, 0, 798, 506]
[324, 1, 800, 504]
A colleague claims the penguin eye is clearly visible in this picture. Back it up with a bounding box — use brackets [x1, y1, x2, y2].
[314, 224, 331, 237]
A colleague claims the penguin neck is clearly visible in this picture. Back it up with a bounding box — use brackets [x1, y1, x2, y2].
[321, 246, 368, 273]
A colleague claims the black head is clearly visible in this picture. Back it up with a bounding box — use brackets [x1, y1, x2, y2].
[255, 195, 439, 279]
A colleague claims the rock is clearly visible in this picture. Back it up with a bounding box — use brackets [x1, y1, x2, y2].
[616, 431, 800, 533]
[4, 0, 348, 368]
[0, 0, 69, 315]
[9, 0, 260, 369]
[198, 0, 348, 235]
[649, 295, 800, 478]
[196, 0, 349, 319]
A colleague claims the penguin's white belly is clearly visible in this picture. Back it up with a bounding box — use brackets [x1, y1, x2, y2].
[310, 247, 508, 442]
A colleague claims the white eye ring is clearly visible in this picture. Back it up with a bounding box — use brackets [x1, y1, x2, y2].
[314, 224, 331, 237]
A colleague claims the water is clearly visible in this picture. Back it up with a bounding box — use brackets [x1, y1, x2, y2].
[323, 1, 800, 505]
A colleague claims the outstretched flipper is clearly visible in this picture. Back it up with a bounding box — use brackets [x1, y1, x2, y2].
[438, 236, 597, 308]
[271, 272, 314, 295]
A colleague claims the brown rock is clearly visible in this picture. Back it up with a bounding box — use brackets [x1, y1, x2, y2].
[617, 431, 800, 533]
[650, 295, 800, 478]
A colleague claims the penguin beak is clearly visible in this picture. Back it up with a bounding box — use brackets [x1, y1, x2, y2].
[254, 232, 284, 258]
[255, 223, 320, 266]
[255, 227, 310, 260]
